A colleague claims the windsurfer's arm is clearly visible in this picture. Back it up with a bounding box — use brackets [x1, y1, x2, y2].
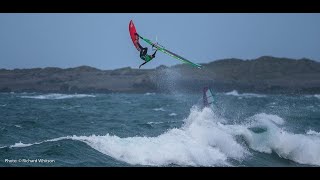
[135, 33, 142, 39]
[152, 49, 157, 58]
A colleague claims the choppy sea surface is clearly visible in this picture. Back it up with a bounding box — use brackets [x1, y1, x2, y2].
[0, 91, 319, 167]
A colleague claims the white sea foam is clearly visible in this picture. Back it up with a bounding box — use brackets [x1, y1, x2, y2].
[145, 92, 156, 96]
[10, 142, 35, 148]
[307, 130, 320, 136]
[147, 122, 164, 125]
[230, 113, 320, 166]
[21, 93, 96, 100]
[225, 90, 266, 98]
[314, 95, 320, 99]
[153, 108, 165, 112]
[64, 107, 248, 166]
[5, 108, 320, 166]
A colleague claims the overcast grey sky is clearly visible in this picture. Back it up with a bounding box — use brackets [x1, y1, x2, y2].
[0, 13, 319, 70]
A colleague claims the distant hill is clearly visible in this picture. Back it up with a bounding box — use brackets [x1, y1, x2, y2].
[1, 56, 319, 94]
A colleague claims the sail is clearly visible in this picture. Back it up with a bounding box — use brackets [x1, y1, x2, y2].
[129, 20, 202, 69]
[139, 35, 202, 69]
[203, 87, 214, 107]
[129, 20, 140, 51]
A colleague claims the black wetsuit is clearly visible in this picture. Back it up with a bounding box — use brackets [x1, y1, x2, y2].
[136, 34, 157, 68]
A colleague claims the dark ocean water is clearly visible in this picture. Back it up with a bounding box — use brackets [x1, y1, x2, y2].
[0, 91, 319, 167]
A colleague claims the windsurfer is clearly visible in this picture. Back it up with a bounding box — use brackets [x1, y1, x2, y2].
[135, 33, 158, 68]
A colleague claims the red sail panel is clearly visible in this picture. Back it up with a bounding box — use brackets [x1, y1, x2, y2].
[129, 20, 140, 51]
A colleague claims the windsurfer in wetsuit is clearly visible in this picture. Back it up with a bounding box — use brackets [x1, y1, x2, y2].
[135, 33, 157, 69]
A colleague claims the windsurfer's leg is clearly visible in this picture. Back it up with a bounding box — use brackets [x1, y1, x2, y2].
[139, 61, 148, 69]
[139, 48, 144, 57]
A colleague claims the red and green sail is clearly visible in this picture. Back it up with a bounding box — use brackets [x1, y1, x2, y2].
[129, 20, 202, 69]
[129, 20, 140, 51]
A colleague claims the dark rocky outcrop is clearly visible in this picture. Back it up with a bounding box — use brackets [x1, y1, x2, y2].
[0, 56, 319, 94]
